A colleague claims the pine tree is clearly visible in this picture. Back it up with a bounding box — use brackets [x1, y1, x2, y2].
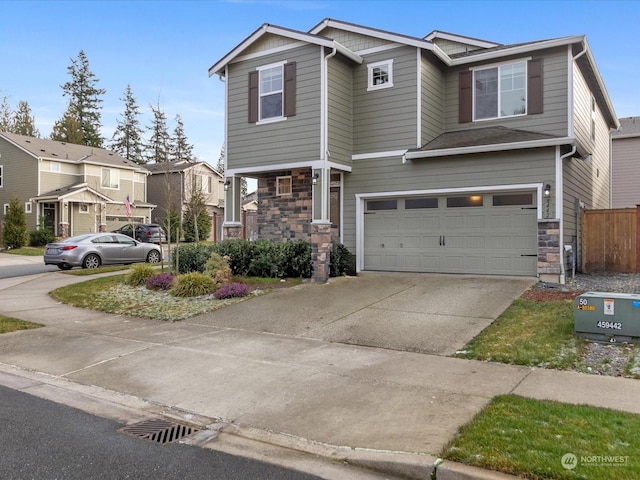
[50, 105, 84, 144]
[215, 144, 225, 175]
[2, 196, 28, 249]
[56, 50, 106, 147]
[12, 100, 40, 137]
[110, 85, 145, 164]
[145, 102, 170, 163]
[0, 96, 12, 132]
[216, 143, 247, 198]
[169, 114, 194, 163]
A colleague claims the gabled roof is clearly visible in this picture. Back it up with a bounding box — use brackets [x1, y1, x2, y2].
[145, 159, 223, 177]
[404, 127, 571, 160]
[0, 132, 147, 173]
[31, 182, 114, 203]
[612, 117, 640, 138]
[208, 22, 363, 77]
[424, 30, 500, 49]
[309, 18, 434, 50]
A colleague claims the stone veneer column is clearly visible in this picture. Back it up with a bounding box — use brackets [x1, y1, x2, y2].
[538, 220, 561, 283]
[311, 223, 333, 282]
[59, 222, 69, 238]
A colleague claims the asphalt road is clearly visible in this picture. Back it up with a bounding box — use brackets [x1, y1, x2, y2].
[0, 263, 57, 279]
[0, 384, 321, 480]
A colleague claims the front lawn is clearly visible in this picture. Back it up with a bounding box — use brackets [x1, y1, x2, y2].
[2, 246, 45, 256]
[442, 394, 640, 479]
[0, 315, 43, 334]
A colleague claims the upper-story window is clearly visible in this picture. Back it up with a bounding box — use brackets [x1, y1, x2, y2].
[0, 165, 3, 188]
[50, 161, 61, 172]
[248, 62, 296, 124]
[474, 61, 526, 120]
[591, 95, 597, 141]
[367, 60, 394, 91]
[101, 168, 119, 189]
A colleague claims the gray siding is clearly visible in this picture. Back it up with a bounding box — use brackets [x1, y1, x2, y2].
[421, 52, 445, 146]
[0, 140, 39, 230]
[342, 148, 557, 253]
[444, 47, 569, 136]
[227, 43, 323, 170]
[40, 171, 83, 193]
[319, 27, 394, 52]
[611, 136, 640, 208]
[431, 38, 485, 56]
[327, 55, 353, 166]
[353, 46, 418, 154]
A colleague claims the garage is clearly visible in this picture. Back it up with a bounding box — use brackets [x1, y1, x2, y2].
[363, 191, 538, 276]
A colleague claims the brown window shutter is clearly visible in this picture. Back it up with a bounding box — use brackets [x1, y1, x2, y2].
[248, 70, 259, 123]
[284, 62, 296, 117]
[459, 70, 472, 123]
[528, 59, 543, 115]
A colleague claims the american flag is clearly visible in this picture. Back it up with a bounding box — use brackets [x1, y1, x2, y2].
[125, 195, 132, 217]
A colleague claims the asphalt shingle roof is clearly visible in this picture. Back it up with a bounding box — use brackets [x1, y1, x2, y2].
[613, 117, 640, 137]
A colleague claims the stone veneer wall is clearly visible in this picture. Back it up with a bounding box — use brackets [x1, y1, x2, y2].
[257, 169, 313, 242]
[538, 220, 561, 282]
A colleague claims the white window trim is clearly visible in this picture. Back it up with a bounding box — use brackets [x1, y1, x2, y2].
[257, 61, 286, 123]
[0, 165, 3, 188]
[471, 58, 530, 122]
[101, 168, 120, 190]
[276, 175, 292, 196]
[367, 59, 394, 91]
[3, 204, 8, 214]
[79, 204, 89, 214]
[25, 202, 32, 214]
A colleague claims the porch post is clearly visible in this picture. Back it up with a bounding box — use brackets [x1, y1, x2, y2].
[311, 168, 333, 282]
[222, 176, 242, 239]
[59, 201, 69, 238]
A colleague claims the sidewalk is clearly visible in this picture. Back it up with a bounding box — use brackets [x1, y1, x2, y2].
[1, 264, 639, 479]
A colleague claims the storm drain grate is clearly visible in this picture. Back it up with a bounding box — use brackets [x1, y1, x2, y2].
[119, 418, 200, 445]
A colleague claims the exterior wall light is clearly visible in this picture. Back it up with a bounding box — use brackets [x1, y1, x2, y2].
[312, 173, 319, 186]
[224, 179, 231, 191]
[544, 184, 551, 197]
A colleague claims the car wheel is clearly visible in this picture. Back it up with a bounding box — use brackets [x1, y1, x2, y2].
[57, 264, 73, 271]
[146, 250, 161, 264]
[82, 254, 101, 269]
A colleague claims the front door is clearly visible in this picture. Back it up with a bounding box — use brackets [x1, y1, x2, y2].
[43, 203, 57, 235]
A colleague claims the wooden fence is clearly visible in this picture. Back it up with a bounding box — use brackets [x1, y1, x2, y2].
[580, 207, 639, 273]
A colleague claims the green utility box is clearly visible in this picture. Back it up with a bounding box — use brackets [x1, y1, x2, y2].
[574, 292, 640, 343]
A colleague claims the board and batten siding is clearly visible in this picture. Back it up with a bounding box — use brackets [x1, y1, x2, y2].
[84, 164, 141, 203]
[227, 43, 323, 171]
[612, 136, 640, 208]
[341, 148, 557, 253]
[0, 141, 39, 229]
[353, 46, 418, 154]
[443, 47, 569, 136]
[319, 27, 393, 53]
[421, 52, 446, 146]
[327, 54, 353, 167]
[72, 204, 97, 234]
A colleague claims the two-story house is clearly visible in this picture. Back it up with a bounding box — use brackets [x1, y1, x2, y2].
[611, 117, 640, 208]
[0, 132, 154, 237]
[146, 160, 225, 240]
[209, 19, 618, 283]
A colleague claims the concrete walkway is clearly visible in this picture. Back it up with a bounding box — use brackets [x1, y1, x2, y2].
[1, 258, 640, 479]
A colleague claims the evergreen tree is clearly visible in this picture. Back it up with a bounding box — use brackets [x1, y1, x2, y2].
[2, 196, 28, 249]
[216, 143, 247, 199]
[183, 189, 211, 242]
[145, 102, 170, 163]
[110, 85, 145, 164]
[12, 100, 40, 137]
[56, 50, 106, 147]
[169, 114, 194, 163]
[50, 105, 84, 144]
[215, 144, 225, 175]
[0, 96, 12, 132]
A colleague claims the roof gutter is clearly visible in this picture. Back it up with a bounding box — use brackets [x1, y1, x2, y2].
[403, 136, 575, 161]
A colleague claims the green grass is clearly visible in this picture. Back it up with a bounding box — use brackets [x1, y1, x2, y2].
[442, 394, 640, 479]
[0, 314, 43, 334]
[50, 275, 125, 309]
[3, 246, 45, 256]
[457, 299, 585, 369]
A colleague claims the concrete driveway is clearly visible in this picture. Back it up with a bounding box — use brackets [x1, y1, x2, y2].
[186, 272, 536, 356]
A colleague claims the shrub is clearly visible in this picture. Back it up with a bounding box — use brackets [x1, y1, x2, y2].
[248, 239, 280, 278]
[279, 239, 312, 278]
[213, 239, 252, 276]
[183, 209, 212, 242]
[2, 197, 28, 249]
[330, 243, 355, 277]
[125, 264, 157, 286]
[171, 272, 215, 297]
[203, 252, 232, 285]
[215, 282, 251, 299]
[173, 243, 216, 274]
[145, 273, 175, 291]
[29, 228, 55, 247]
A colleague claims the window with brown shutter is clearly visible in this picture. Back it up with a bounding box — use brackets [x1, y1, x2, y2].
[284, 62, 296, 117]
[459, 70, 473, 123]
[248, 70, 259, 123]
[248, 62, 296, 123]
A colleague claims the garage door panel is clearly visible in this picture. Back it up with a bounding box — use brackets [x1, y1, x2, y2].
[363, 192, 537, 276]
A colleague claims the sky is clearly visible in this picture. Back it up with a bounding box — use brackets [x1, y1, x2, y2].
[2, 0, 639, 173]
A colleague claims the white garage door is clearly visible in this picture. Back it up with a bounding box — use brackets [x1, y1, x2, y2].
[363, 192, 538, 276]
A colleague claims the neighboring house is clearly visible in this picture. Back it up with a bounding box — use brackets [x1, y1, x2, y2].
[611, 117, 640, 208]
[208, 18, 618, 283]
[0, 132, 154, 237]
[146, 160, 225, 239]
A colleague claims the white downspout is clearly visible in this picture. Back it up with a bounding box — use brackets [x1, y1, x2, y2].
[320, 46, 337, 222]
[558, 145, 577, 284]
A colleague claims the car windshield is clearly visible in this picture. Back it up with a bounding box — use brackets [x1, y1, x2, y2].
[60, 234, 94, 243]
